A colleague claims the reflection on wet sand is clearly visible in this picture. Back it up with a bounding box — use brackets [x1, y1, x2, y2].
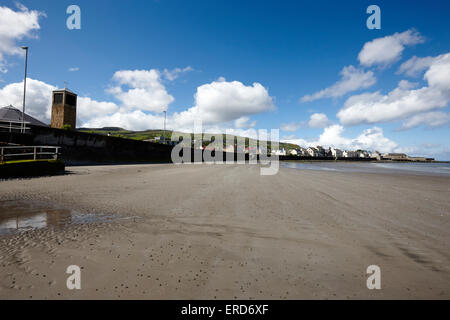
[0, 201, 114, 235]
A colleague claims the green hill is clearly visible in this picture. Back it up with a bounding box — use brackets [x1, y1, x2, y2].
[78, 128, 299, 151]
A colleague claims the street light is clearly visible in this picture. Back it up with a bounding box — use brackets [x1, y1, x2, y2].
[163, 110, 167, 144]
[21, 46, 28, 133]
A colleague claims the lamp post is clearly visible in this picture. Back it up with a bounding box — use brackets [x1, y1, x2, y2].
[21, 46, 28, 133]
[163, 110, 167, 144]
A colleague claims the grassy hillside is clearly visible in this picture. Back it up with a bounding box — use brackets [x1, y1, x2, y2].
[78, 128, 300, 150]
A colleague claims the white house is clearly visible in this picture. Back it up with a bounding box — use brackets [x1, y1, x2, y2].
[329, 147, 343, 158]
[272, 148, 287, 156]
[357, 150, 370, 158]
[315, 146, 326, 157]
[342, 150, 357, 158]
[298, 147, 308, 156]
[306, 147, 318, 157]
[291, 148, 307, 156]
[371, 151, 382, 161]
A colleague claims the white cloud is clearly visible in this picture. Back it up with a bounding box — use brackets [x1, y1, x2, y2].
[204, 127, 261, 140]
[234, 116, 256, 129]
[283, 125, 398, 153]
[425, 53, 450, 90]
[0, 78, 55, 122]
[308, 113, 331, 128]
[0, 74, 275, 132]
[0, 4, 44, 73]
[82, 112, 264, 135]
[82, 110, 163, 131]
[162, 66, 193, 81]
[300, 65, 376, 102]
[77, 97, 118, 123]
[397, 56, 435, 77]
[280, 122, 302, 132]
[0, 78, 119, 125]
[76, 77, 275, 132]
[172, 78, 275, 127]
[400, 111, 450, 130]
[68, 67, 79, 72]
[358, 30, 424, 67]
[108, 69, 174, 112]
[353, 127, 398, 153]
[338, 53, 450, 126]
[314, 125, 352, 148]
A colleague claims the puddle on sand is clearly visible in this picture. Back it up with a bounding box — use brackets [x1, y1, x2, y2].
[0, 200, 117, 235]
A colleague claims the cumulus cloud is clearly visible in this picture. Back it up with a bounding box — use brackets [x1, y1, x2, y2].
[300, 65, 376, 102]
[172, 78, 275, 127]
[83, 67, 193, 130]
[358, 30, 424, 67]
[83, 112, 263, 135]
[397, 56, 435, 77]
[77, 97, 118, 123]
[108, 69, 174, 113]
[353, 127, 399, 152]
[0, 4, 44, 73]
[338, 53, 450, 126]
[400, 111, 450, 130]
[308, 113, 331, 128]
[0, 73, 275, 132]
[82, 110, 163, 131]
[280, 122, 302, 132]
[0, 78, 55, 122]
[0, 78, 119, 125]
[283, 125, 398, 153]
[82, 79, 274, 131]
[314, 125, 352, 148]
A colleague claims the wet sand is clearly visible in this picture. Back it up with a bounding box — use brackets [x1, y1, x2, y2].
[0, 164, 449, 299]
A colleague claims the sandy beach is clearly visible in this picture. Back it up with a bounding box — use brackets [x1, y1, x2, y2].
[0, 163, 449, 299]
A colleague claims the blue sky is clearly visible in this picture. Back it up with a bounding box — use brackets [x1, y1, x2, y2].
[0, 0, 449, 159]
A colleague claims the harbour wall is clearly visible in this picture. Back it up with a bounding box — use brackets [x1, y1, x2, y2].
[1, 126, 380, 165]
[0, 126, 259, 165]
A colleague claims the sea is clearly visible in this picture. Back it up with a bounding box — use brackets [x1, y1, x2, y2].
[281, 161, 450, 177]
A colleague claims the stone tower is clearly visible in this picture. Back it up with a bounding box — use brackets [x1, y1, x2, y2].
[51, 89, 77, 130]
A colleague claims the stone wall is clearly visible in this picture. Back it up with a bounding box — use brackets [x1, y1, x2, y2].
[1, 125, 173, 165]
[1, 126, 279, 165]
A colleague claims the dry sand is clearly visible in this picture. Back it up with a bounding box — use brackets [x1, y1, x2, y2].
[0, 163, 449, 299]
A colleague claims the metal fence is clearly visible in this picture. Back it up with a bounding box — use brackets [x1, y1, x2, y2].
[0, 120, 31, 133]
[0, 146, 60, 163]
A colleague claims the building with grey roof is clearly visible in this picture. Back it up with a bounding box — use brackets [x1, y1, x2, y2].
[0, 105, 48, 127]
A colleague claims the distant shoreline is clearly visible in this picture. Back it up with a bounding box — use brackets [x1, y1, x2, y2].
[280, 159, 450, 164]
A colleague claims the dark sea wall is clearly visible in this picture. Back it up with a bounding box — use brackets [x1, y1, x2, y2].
[1, 127, 375, 165]
[1, 126, 173, 165]
[0, 160, 65, 178]
[0, 126, 259, 165]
